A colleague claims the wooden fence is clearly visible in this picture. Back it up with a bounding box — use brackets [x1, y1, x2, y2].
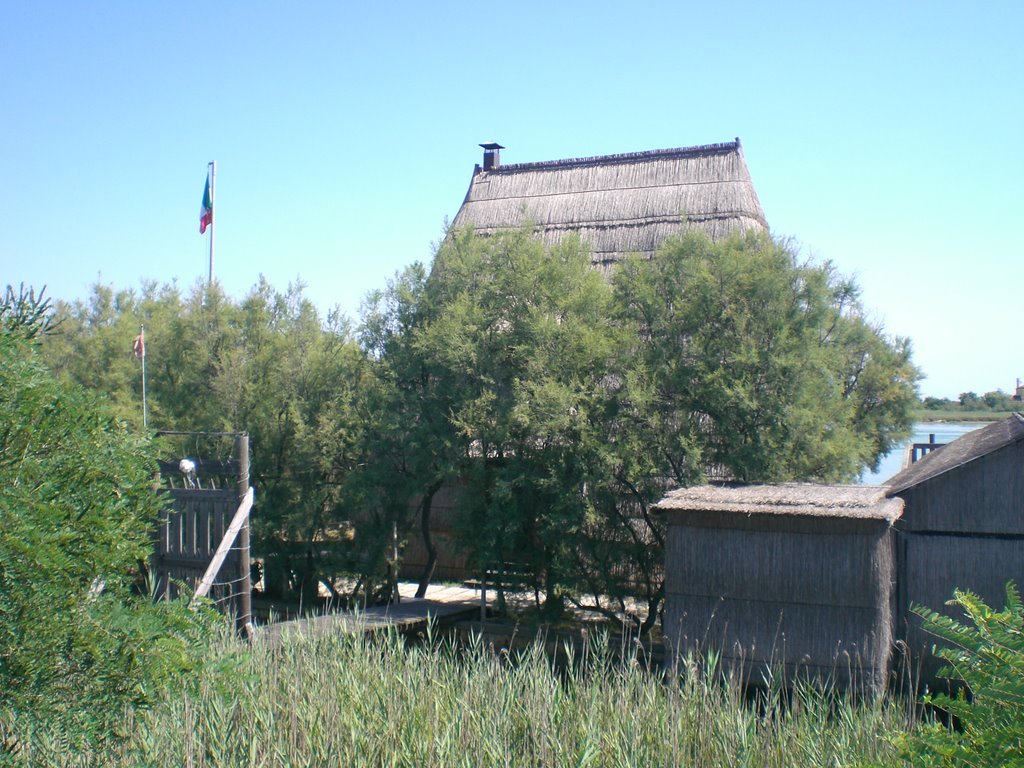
[151, 432, 253, 635]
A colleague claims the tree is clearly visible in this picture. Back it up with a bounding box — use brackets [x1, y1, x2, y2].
[43, 279, 387, 605]
[612, 230, 919, 485]
[981, 389, 1013, 411]
[407, 228, 619, 615]
[0, 286, 212, 756]
[358, 262, 455, 598]
[959, 391, 981, 410]
[379, 229, 919, 631]
[43, 281, 184, 427]
[578, 232, 921, 630]
[33, 229, 921, 636]
[199, 279, 378, 603]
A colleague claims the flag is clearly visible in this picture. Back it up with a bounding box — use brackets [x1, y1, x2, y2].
[199, 173, 213, 234]
[132, 330, 145, 359]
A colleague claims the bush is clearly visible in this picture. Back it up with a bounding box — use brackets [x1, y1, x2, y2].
[899, 582, 1024, 766]
[0, 286, 215, 760]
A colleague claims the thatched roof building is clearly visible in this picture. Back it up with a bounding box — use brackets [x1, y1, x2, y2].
[656, 483, 904, 521]
[884, 413, 1024, 683]
[657, 483, 903, 691]
[450, 139, 768, 271]
[887, 413, 1024, 500]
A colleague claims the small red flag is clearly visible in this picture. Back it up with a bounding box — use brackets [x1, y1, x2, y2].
[132, 331, 145, 359]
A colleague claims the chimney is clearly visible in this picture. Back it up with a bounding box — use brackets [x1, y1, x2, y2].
[480, 142, 504, 171]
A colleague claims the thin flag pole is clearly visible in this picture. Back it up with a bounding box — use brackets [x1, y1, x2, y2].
[208, 160, 216, 286]
[139, 324, 148, 429]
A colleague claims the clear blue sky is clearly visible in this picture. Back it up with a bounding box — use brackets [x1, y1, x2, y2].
[1, 1, 1020, 399]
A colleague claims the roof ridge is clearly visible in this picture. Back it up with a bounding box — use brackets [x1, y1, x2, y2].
[885, 414, 1024, 494]
[490, 139, 742, 174]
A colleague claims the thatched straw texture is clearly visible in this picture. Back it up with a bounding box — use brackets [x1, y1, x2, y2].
[659, 483, 901, 691]
[451, 140, 767, 268]
[655, 483, 903, 522]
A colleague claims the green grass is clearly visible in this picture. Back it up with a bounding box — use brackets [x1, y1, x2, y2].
[10, 622, 918, 767]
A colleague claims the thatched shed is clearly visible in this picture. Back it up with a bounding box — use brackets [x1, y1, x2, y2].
[656, 483, 903, 691]
[450, 139, 768, 272]
[885, 413, 1024, 675]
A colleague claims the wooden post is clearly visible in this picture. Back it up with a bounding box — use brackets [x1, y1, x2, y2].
[154, 504, 169, 601]
[480, 569, 487, 622]
[236, 433, 253, 638]
[391, 522, 400, 604]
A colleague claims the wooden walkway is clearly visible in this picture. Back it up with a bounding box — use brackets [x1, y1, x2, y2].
[259, 583, 482, 647]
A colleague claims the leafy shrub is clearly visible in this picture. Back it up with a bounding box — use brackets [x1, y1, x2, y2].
[0, 286, 215, 761]
[899, 582, 1024, 766]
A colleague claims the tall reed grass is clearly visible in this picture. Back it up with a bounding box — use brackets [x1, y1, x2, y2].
[16, 621, 914, 767]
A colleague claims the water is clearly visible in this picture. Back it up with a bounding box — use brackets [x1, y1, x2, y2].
[859, 422, 988, 485]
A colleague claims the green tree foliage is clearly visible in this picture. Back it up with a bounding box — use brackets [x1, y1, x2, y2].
[42, 281, 174, 425]
[613, 231, 919, 484]
[361, 233, 665, 625]
[554, 230, 918, 631]
[964, 390, 1015, 412]
[0, 286, 213, 756]
[958, 391, 982, 410]
[355, 228, 921, 629]
[407, 228, 619, 615]
[899, 583, 1024, 766]
[921, 390, 1017, 414]
[359, 263, 455, 597]
[37, 228, 920, 633]
[43, 280, 387, 604]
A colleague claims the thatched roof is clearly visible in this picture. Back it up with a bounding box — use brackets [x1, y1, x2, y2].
[655, 483, 903, 522]
[885, 413, 1024, 494]
[450, 139, 768, 271]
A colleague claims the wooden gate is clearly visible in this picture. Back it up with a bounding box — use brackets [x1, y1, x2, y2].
[151, 431, 253, 635]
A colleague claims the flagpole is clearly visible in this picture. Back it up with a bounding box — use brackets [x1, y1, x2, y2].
[208, 160, 216, 286]
[140, 324, 148, 429]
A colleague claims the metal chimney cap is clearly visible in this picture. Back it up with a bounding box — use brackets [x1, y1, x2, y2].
[479, 142, 505, 150]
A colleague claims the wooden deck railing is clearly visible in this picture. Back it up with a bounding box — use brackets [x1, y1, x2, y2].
[910, 434, 945, 464]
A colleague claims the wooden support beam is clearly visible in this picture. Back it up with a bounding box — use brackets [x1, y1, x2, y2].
[191, 487, 253, 603]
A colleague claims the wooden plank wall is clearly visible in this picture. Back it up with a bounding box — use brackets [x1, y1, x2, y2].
[663, 513, 895, 691]
[400, 486, 473, 582]
[153, 488, 239, 605]
[895, 441, 1024, 679]
[897, 443, 1024, 535]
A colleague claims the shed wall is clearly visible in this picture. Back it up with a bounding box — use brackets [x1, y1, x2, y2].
[896, 442, 1024, 534]
[399, 485, 473, 582]
[664, 515, 894, 688]
[893, 440, 1024, 680]
[899, 535, 1024, 653]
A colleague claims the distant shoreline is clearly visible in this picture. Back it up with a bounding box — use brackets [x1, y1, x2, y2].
[914, 410, 1018, 423]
